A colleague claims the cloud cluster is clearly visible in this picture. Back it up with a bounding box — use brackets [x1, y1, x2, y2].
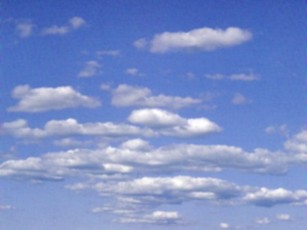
[0, 134, 306, 224]
[8, 85, 100, 112]
[2, 108, 220, 139]
[135, 27, 252, 53]
[41, 16, 86, 36]
[111, 84, 201, 109]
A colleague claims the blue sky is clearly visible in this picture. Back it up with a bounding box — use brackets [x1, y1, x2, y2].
[0, 1, 306, 229]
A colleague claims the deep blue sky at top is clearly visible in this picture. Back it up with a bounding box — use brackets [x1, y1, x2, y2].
[2, 0, 305, 150]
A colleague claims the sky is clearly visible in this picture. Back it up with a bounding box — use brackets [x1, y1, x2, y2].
[0, 0, 306, 229]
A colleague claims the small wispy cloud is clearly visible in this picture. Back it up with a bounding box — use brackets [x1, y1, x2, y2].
[206, 73, 259, 82]
[41, 16, 86, 36]
[16, 21, 34, 38]
[232, 93, 251, 105]
[78, 60, 102, 77]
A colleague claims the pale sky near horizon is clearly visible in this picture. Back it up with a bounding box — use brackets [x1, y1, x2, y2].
[0, 1, 306, 229]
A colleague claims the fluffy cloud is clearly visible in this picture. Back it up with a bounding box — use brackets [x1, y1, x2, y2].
[284, 130, 307, 153]
[128, 108, 221, 137]
[95, 176, 242, 206]
[78, 60, 102, 77]
[41, 16, 86, 36]
[135, 27, 252, 53]
[206, 73, 259, 81]
[244, 187, 307, 207]
[111, 84, 201, 109]
[8, 85, 100, 112]
[2, 118, 153, 139]
[118, 211, 182, 225]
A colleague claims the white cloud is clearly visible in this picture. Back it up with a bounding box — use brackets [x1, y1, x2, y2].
[244, 187, 307, 207]
[118, 211, 182, 225]
[95, 176, 242, 204]
[128, 108, 221, 137]
[206, 73, 259, 82]
[276, 214, 291, 221]
[111, 84, 201, 109]
[8, 85, 101, 112]
[284, 130, 307, 153]
[219, 222, 230, 229]
[128, 108, 185, 127]
[232, 93, 250, 105]
[135, 27, 252, 53]
[125, 68, 142, 76]
[256, 217, 270, 224]
[265, 124, 289, 137]
[41, 16, 86, 36]
[16, 22, 34, 38]
[68, 16, 86, 29]
[2, 118, 154, 139]
[78, 60, 102, 77]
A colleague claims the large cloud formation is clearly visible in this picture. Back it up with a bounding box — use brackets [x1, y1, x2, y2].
[134, 27, 252, 53]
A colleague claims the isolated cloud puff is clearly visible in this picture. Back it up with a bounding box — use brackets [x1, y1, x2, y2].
[134, 27, 252, 53]
[8, 85, 100, 112]
[111, 84, 201, 109]
[41, 16, 86, 36]
[232, 93, 251, 105]
[78, 60, 102, 77]
[16, 21, 34, 38]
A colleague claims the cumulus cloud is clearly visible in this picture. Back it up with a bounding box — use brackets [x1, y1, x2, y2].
[95, 176, 242, 206]
[206, 73, 259, 81]
[244, 187, 307, 207]
[128, 108, 221, 137]
[41, 16, 86, 36]
[118, 211, 182, 225]
[2, 118, 153, 139]
[284, 130, 307, 153]
[78, 60, 102, 77]
[111, 84, 201, 109]
[8, 85, 101, 112]
[134, 27, 252, 53]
